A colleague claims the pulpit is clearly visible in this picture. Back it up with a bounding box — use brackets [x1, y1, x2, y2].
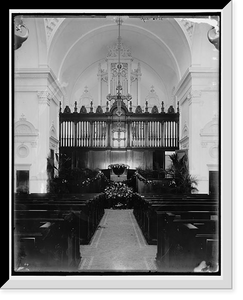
[109, 164, 129, 182]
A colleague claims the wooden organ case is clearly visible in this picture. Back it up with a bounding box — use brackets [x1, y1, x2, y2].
[59, 100, 179, 170]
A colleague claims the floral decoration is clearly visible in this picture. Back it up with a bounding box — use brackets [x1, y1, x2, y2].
[104, 182, 133, 200]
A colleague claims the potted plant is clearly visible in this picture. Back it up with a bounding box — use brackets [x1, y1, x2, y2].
[166, 153, 198, 194]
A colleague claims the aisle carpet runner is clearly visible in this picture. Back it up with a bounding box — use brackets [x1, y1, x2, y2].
[79, 209, 157, 272]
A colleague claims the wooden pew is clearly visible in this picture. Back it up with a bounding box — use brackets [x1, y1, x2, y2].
[15, 203, 91, 244]
[133, 193, 218, 245]
[14, 213, 81, 271]
[15, 193, 106, 244]
[14, 193, 106, 271]
[156, 210, 219, 272]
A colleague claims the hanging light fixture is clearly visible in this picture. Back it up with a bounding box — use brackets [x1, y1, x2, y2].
[106, 16, 132, 116]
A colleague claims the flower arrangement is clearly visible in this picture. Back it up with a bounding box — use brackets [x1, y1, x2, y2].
[104, 182, 134, 208]
[108, 164, 130, 176]
[108, 164, 130, 169]
[104, 182, 133, 200]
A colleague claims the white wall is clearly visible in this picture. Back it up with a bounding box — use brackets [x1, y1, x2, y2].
[175, 21, 219, 194]
[14, 18, 63, 193]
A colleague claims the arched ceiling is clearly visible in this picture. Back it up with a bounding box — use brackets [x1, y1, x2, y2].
[47, 16, 192, 103]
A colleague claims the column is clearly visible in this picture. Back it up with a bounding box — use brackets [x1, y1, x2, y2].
[187, 89, 205, 190]
[37, 90, 51, 193]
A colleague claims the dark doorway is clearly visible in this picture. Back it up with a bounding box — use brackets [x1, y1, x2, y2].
[153, 150, 165, 170]
[16, 170, 29, 193]
[209, 171, 219, 196]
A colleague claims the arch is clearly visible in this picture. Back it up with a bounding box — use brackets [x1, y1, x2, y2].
[55, 22, 182, 81]
[200, 116, 218, 137]
[15, 116, 38, 137]
[110, 101, 129, 115]
[47, 17, 192, 109]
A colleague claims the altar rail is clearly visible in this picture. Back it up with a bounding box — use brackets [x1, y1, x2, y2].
[59, 102, 179, 150]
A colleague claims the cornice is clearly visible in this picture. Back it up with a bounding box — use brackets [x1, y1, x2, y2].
[174, 66, 219, 98]
[15, 67, 65, 101]
[15, 67, 51, 77]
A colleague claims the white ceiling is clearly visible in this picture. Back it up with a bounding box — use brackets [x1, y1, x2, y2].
[47, 16, 192, 103]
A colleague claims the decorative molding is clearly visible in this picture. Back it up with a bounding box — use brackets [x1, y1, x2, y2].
[15, 68, 65, 104]
[79, 86, 93, 107]
[180, 122, 189, 149]
[209, 145, 218, 159]
[201, 141, 208, 148]
[49, 136, 59, 150]
[151, 105, 159, 114]
[37, 90, 52, 105]
[44, 18, 61, 39]
[182, 122, 189, 138]
[14, 164, 31, 171]
[96, 105, 104, 114]
[191, 90, 202, 98]
[49, 121, 57, 139]
[15, 116, 39, 150]
[80, 105, 87, 114]
[107, 38, 132, 59]
[15, 116, 38, 137]
[179, 136, 189, 149]
[17, 144, 29, 158]
[207, 163, 218, 171]
[180, 19, 194, 39]
[200, 116, 218, 137]
[44, 18, 65, 50]
[30, 141, 37, 148]
[186, 89, 202, 106]
[145, 86, 159, 105]
[200, 117, 219, 162]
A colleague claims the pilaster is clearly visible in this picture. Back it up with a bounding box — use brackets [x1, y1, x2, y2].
[175, 67, 219, 193]
[36, 90, 52, 192]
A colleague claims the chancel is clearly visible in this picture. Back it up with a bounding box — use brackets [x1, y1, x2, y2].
[13, 13, 220, 273]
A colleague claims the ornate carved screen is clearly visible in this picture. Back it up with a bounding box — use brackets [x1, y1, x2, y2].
[59, 101, 179, 151]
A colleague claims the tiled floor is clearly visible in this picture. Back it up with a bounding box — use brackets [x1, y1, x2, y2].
[79, 209, 157, 272]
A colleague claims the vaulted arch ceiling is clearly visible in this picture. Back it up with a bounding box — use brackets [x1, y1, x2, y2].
[47, 16, 191, 103]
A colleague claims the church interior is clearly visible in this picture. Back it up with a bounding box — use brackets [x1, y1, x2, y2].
[13, 14, 220, 274]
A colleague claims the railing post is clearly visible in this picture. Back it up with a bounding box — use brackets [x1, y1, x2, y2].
[107, 120, 111, 148]
[145, 121, 148, 147]
[74, 121, 77, 147]
[127, 121, 131, 148]
[90, 121, 93, 147]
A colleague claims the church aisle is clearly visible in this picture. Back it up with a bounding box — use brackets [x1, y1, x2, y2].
[79, 209, 157, 272]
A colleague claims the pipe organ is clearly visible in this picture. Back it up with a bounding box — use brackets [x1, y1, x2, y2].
[60, 101, 179, 150]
